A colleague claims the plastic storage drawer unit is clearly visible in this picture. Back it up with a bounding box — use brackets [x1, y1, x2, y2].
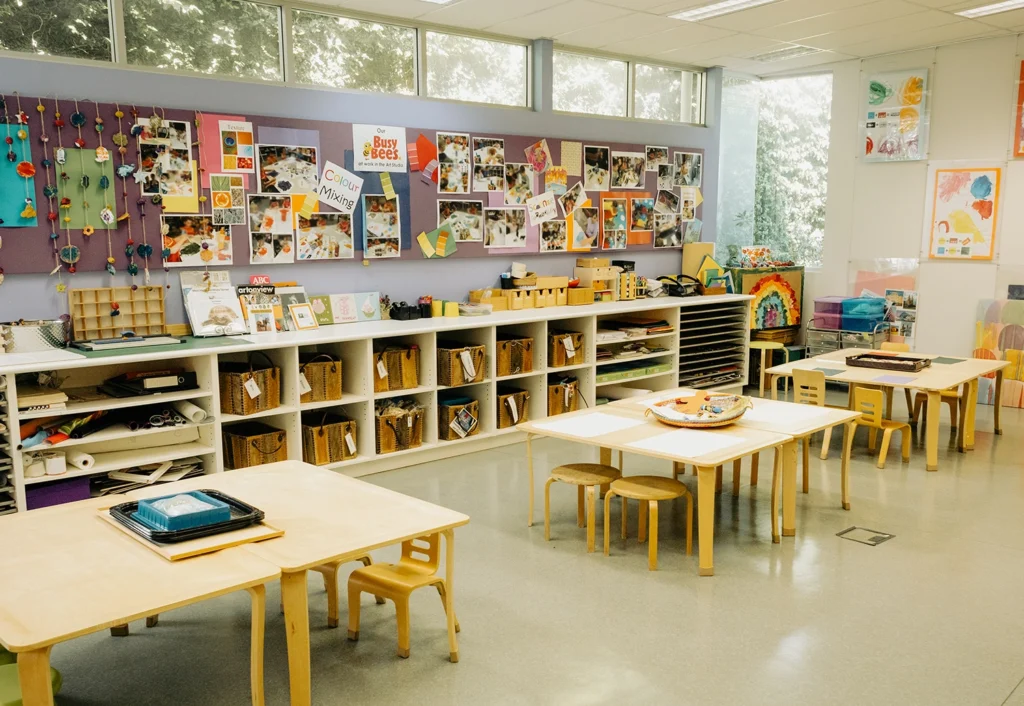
[841, 314, 885, 333]
[814, 296, 849, 314]
[812, 313, 842, 330]
[841, 297, 886, 317]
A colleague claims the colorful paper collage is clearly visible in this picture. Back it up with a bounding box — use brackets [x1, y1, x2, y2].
[198, 114, 248, 189]
[0, 123, 37, 227]
[925, 164, 1002, 260]
[524, 139, 552, 173]
[863, 69, 929, 162]
[210, 174, 246, 226]
[219, 120, 255, 173]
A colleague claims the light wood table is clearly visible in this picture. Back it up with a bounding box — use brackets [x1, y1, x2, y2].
[765, 350, 1010, 471]
[126, 462, 470, 706]
[520, 406, 792, 576]
[0, 496, 279, 706]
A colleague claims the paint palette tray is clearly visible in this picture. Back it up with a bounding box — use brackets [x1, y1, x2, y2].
[69, 286, 167, 341]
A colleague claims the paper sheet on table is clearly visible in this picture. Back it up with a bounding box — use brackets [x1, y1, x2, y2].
[532, 412, 647, 438]
[626, 428, 750, 457]
[874, 375, 916, 384]
[742, 402, 830, 425]
[633, 389, 697, 406]
[814, 367, 847, 376]
[932, 356, 965, 364]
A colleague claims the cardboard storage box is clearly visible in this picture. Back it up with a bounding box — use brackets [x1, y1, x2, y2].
[535, 276, 570, 289]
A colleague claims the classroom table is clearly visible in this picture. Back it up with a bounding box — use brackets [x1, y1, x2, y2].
[520, 406, 793, 576]
[764, 350, 1010, 471]
[126, 462, 470, 706]
[0, 496, 279, 706]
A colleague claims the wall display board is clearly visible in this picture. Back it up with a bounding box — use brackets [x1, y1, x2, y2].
[0, 94, 704, 275]
[862, 68, 930, 162]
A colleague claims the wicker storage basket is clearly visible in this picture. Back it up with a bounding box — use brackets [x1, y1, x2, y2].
[301, 412, 357, 465]
[375, 402, 425, 454]
[219, 351, 281, 416]
[223, 422, 288, 470]
[548, 379, 580, 416]
[496, 336, 533, 377]
[438, 398, 480, 441]
[373, 346, 420, 393]
[437, 341, 486, 387]
[549, 330, 584, 368]
[497, 388, 530, 428]
[299, 353, 342, 405]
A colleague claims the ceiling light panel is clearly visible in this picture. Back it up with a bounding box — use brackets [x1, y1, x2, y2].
[956, 0, 1024, 17]
[670, 0, 781, 22]
[749, 44, 823, 61]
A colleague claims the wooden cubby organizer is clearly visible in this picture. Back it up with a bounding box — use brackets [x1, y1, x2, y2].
[69, 286, 167, 341]
[0, 295, 751, 512]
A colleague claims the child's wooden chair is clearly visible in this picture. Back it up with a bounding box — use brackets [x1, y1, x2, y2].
[347, 534, 459, 661]
[850, 387, 911, 469]
[880, 342, 915, 418]
[313, 555, 384, 628]
[912, 389, 960, 431]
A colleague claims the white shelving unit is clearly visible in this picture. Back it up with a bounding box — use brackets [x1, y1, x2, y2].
[0, 295, 751, 512]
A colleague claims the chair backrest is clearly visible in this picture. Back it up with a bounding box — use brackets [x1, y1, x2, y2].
[792, 369, 827, 407]
[398, 533, 441, 573]
[881, 342, 910, 352]
[853, 386, 884, 427]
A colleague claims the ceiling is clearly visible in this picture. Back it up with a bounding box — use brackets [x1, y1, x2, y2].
[304, 0, 1022, 74]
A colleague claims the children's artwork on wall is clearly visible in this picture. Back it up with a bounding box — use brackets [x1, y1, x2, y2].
[974, 299, 1024, 408]
[56, 149, 115, 230]
[741, 270, 803, 330]
[610, 151, 646, 188]
[1015, 61, 1024, 158]
[584, 145, 610, 191]
[540, 220, 567, 252]
[256, 144, 319, 194]
[654, 214, 683, 248]
[473, 137, 505, 192]
[437, 131, 470, 194]
[673, 152, 702, 188]
[545, 166, 567, 196]
[437, 199, 483, 242]
[0, 122, 37, 227]
[524, 138, 552, 173]
[559, 181, 586, 218]
[630, 198, 654, 232]
[646, 146, 669, 171]
[352, 124, 406, 172]
[526, 192, 557, 226]
[198, 114, 248, 189]
[210, 174, 246, 226]
[655, 189, 680, 214]
[684, 218, 703, 244]
[483, 207, 527, 248]
[161, 214, 231, 267]
[297, 212, 353, 260]
[330, 292, 381, 323]
[363, 194, 401, 258]
[561, 141, 582, 177]
[657, 164, 675, 191]
[219, 120, 255, 173]
[248, 194, 294, 264]
[569, 205, 599, 251]
[680, 187, 697, 221]
[923, 162, 1002, 260]
[504, 163, 534, 205]
[863, 69, 929, 162]
[740, 246, 772, 267]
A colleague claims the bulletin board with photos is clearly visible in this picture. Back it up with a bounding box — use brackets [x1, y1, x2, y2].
[0, 93, 706, 274]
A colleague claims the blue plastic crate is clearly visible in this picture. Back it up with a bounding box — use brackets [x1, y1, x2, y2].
[842, 314, 885, 332]
[841, 297, 886, 317]
[133, 491, 231, 532]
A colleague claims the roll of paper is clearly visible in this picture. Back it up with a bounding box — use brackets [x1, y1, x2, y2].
[66, 450, 95, 470]
[172, 400, 207, 424]
[44, 453, 67, 476]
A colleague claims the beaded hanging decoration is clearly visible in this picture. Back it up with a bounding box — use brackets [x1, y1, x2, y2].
[13, 94, 36, 220]
[36, 97, 65, 293]
[71, 100, 94, 238]
[93, 101, 116, 278]
[113, 104, 139, 282]
[131, 106, 153, 285]
[54, 98, 80, 273]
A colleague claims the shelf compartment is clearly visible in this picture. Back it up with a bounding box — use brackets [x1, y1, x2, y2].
[374, 384, 434, 400]
[18, 389, 214, 421]
[24, 442, 216, 485]
[596, 350, 673, 367]
[221, 405, 298, 423]
[299, 393, 367, 412]
[41, 421, 214, 451]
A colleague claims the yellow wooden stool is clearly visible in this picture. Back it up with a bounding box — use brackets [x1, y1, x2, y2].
[347, 534, 460, 662]
[749, 341, 790, 398]
[603, 476, 693, 570]
[544, 463, 622, 553]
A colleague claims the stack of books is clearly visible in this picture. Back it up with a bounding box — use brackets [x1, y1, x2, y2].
[17, 386, 69, 413]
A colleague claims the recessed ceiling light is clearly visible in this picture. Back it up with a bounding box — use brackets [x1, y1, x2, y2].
[956, 0, 1024, 17]
[670, 0, 780, 22]
[420, 0, 456, 4]
[749, 45, 823, 62]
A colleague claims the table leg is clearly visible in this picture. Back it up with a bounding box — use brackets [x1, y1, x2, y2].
[770, 449, 780, 544]
[280, 570, 311, 706]
[696, 466, 717, 576]
[841, 422, 853, 511]
[759, 349, 767, 397]
[732, 459, 742, 496]
[246, 584, 267, 706]
[925, 390, 941, 472]
[586, 486, 597, 553]
[781, 440, 797, 537]
[526, 434, 534, 527]
[17, 646, 53, 706]
[995, 369, 1004, 434]
[443, 528, 459, 663]
[598, 447, 613, 498]
[963, 378, 978, 451]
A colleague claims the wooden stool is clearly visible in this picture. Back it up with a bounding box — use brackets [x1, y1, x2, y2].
[312, 555, 384, 628]
[544, 463, 622, 553]
[348, 534, 460, 662]
[0, 664, 62, 706]
[750, 341, 790, 398]
[603, 476, 693, 571]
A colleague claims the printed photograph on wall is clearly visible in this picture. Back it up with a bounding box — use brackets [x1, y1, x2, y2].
[484, 207, 527, 248]
[571, 206, 600, 250]
[438, 131, 470, 194]
[601, 229, 627, 250]
[646, 146, 669, 171]
[630, 198, 655, 232]
[655, 189, 680, 214]
[473, 137, 505, 192]
[673, 151, 702, 188]
[610, 151, 646, 188]
[219, 120, 255, 172]
[248, 194, 294, 264]
[363, 194, 401, 259]
[655, 214, 683, 248]
[210, 173, 246, 225]
[297, 212, 353, 260]
[161, 214, 232, 267]
[923, 163, 1002, 260]
[559, 181, 586, 217]
[540, 220, 567, 252]
[602, 198, 627, 232]
[437, 199, 484, 242]
[657, 164, 675, 190]
[504, 163, 534, 205]
[583, 145, 610, 191]
[136, 121, 195, 203]
[256, 144, 319, 194]
[863, 69, 929, 162]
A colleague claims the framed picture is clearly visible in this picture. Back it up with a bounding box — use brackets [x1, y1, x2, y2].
[289, 302, 319, 331]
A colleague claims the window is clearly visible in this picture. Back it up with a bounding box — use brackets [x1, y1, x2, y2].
[0, 0, 112, 62]
[552, 51, 627, 118]
[425, 32, 528, 107]
[124, 0, 283, 81]
[634, 63, 702, 124]
[291, 10, 416, 95]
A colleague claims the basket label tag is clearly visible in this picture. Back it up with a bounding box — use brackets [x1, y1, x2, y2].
[564, 384, 571, 407]
[460, 350, 476, 379]
[344, 432, 357, 454]
[377, 359, 388, 378]
[407, 415, 413, 428]
[563, 336, 575, 359]
[244, 378, 261, 399]
[450, 418, 468, 438]
[507, 397, 519, 423]
[298, 373, 312, 396]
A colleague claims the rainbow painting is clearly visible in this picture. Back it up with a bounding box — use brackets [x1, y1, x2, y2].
[749, 273, 801, 330]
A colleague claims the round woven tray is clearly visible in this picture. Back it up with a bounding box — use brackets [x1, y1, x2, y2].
[643, 411, 745, 429]
[645, 394, 752, 429]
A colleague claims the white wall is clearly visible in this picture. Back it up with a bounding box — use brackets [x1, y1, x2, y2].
[809, 35, 1024, 356]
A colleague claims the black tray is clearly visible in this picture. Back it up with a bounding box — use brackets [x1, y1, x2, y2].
[108, 489, 265, 544]
[846, 353, 932, 372]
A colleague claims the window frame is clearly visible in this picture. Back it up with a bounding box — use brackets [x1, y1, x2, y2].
[421, 28, 532, 109]
[552, 48, 631, 118]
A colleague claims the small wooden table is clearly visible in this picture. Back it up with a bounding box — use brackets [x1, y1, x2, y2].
[126, 463, 470, 706]
[765, 350, 1010, 471]
[0, 496, 279, 706]
[520, 406, 792, 576]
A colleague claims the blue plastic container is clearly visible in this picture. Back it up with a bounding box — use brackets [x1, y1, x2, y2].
[842, 314, 885, 332]
[841, 297, 886, 317]
[133, 491, 231, 531]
